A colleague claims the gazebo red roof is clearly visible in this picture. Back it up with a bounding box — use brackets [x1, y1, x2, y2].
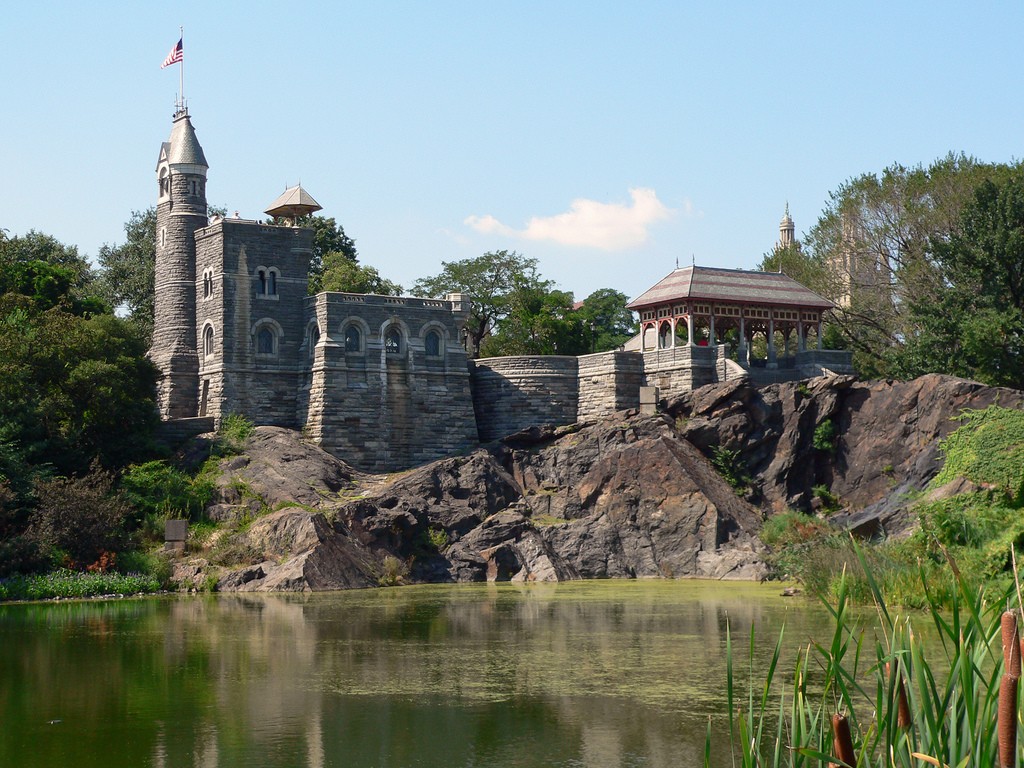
[627, 266, 833, 311]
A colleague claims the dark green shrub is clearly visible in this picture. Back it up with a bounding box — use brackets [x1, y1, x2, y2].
[28, 469, 131, 569]
[710, 445, 753, 493]
[120, 460, 213, 522]
[812, 419, 836, 452]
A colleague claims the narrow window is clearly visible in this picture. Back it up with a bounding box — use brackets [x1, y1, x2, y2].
[257, 327, 274, 354]
[257, 269, 267, 295]
[268, 270, 277, 295]
[344, 325, 361, 353]
[425, 330, 441, 357]
[309, 325, 320, 358]
[385, 327, 401, 354]
[203, 326, 215, 357]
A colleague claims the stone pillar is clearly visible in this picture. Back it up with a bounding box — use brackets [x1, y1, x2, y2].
[709, 313, 716, 346]
[817, 320, 823, 350]
[686, 314, 695, 347]
[670, 317, 676, 348]
[767, 317, 777, 368]
[738, 315, 747, 364]
[798, 320, 806, 352]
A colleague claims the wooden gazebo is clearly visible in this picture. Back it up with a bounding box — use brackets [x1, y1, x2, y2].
[627, 266, 834, 366]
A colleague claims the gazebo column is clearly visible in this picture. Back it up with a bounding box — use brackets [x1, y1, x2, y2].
[817, 319, 823, 350]
[709, 313, 716, 347]
[670, 317, 676, 348]
[798, 320, 806, 353]
[738, 315, 747, 364]
[767, 317, 777, 368]
[686, 314, 695, 347]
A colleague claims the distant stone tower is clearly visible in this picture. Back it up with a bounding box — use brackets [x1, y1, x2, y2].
[151, 108, 209, 419]
[778, 203, 796, 250]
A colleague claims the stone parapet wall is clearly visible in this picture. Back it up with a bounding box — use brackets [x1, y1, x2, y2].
[577, 351, 645, 419]
[471, 356, 579, 441]
[306, 293, 477, 472]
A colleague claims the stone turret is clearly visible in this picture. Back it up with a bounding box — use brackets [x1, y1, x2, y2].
[778, 203, 795, 249]
[152, 108, 209, 419]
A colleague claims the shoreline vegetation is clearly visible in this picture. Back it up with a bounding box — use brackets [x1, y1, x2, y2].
[717, 542, 1023, 768]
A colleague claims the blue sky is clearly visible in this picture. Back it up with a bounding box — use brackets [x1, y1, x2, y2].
[3, 2, 1022, 302]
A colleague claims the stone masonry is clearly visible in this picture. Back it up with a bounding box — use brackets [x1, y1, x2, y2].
[150, 107, 855, 471]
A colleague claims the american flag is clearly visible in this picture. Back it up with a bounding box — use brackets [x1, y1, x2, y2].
[161, 38, 183, 69]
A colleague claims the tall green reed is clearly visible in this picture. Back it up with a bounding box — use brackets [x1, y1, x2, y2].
[713, 541, 1016, 768]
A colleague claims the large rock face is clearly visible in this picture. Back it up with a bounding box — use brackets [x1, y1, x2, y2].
[668, 373, 1024, 536]
[196, 415, 767, 592]
[181, 373, 1024, 592]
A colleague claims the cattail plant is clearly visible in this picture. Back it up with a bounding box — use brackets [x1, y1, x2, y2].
[714, 541, 1016, 768]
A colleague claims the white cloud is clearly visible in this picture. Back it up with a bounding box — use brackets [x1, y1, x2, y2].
[465, 188, 675, 251]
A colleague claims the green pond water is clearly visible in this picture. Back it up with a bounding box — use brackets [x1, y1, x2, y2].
[1, 580, 844, 767]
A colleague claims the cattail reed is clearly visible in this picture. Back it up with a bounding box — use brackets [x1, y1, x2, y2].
[1004, 610, 1021, 676]
[831, 713, 856, 768]
[999, 610, 1020, 768]
[886, 662, 912, 730]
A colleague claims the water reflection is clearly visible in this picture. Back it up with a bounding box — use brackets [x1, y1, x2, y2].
[0, 581, 836, 767]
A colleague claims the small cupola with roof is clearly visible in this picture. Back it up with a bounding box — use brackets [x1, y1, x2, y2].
[265, 184, 322, 226]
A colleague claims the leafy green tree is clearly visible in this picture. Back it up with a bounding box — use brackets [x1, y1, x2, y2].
[575, 288, 637, 352]
[319, 252, 403, 295]
[484, 284, 583, 356]
[96, 208, 157, 339]
[413, 250, 543, 356]
[286, 215, 358, 293]
[892, 171, 1024, 387]
[0, 230, 93, 289]
[802, 154, 1014, 376]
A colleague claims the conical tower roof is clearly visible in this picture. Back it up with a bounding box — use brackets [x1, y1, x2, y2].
[167, 112, 208, 168]
[264, 184, 323, 220]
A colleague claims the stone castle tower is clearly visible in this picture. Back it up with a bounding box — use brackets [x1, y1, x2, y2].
[151, 108, 209, 419]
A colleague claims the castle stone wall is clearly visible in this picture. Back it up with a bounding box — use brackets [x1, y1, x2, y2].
[471, 356, 579, 441]
[577, 351, 645, 419]
[195, 219, 312, 427]
[305, 293, 477, 471]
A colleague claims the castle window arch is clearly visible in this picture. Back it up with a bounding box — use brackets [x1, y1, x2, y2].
[255, 266, 280, 299]
[257, 327, 275, 355]
[252, 318, 284, 357]
[424, 329, 442, 357]
[345, 325, 362, 353]
[203, 324, 215, 358]
[307, 322, 321, 359]
[385, 326, 403, 355]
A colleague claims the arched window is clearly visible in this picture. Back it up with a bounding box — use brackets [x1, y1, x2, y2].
[257, 269, 267, 295]
[308, 324, 320, 358]
[257, 327, 275, 355]
[344, 325, 361, 353]
[425, 330, 442, 357]
[268, 270, 277, 295]
[385, 327, 402, 354]
[203, 326, 215, 357]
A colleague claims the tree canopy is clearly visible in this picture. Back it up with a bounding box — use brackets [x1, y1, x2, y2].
[96, 208, 157, 340]
[319, 252, 403, 295]
[891, 170, 1024, 387]
[795, 154, 1017, 376]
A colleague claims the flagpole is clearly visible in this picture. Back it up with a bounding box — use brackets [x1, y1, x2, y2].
[179, 26, 185, 111]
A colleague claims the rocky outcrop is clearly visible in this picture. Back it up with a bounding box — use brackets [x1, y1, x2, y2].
[178, 373, 1023, 592]
[668, 373, 1024, 537]
[193, 414, 768, 592]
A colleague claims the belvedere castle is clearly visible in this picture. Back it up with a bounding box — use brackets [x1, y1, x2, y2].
[152, 108, 853, 471]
